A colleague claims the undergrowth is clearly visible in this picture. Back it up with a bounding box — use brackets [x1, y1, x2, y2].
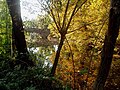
[0, 54, 64, 90]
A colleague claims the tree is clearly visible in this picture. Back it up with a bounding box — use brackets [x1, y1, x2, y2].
[49, 0, 109, 89]
[6, 0, 34, 68]
[47, 0, 87, 77]
[93, 0, 120, 89]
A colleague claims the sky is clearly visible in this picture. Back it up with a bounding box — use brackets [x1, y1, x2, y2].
[20, 0, 43, 20]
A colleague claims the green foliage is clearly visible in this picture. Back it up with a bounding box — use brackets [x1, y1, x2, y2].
[0, 0, 12, 55]
[0, 53, 64, 90]
[79, 68, 88, 75]
[24, 15, 51, 29]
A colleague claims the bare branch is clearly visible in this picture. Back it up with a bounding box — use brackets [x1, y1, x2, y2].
[57, 10, 61, 28]
[66, 0, 80, 30]
[61, 0, 70, 30]
[50, 7, 60, 31]
[74, 0, 87, 15]
[65, 37, 76, 89]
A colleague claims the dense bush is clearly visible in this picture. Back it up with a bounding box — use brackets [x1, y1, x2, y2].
[0, 54, 63, 90]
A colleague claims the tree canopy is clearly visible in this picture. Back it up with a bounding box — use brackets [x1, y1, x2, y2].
[0, 0, 120, 90]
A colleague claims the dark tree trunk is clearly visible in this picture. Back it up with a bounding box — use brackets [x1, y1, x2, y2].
[6, 0, 34, 68]
[6, 0, 27, 54]
[93, 0, 120, 90]
[50, 35, 65, 76]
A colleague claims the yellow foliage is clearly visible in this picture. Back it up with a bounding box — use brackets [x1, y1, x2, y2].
[49, 0, 110, 89]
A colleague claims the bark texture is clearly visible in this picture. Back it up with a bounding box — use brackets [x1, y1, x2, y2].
[93, 0, 120, 90]
[6, 0, 34, 68]
[6, 0, 28, 55]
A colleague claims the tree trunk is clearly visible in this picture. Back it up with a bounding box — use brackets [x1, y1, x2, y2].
[93, 0, 120, 89]
[6, 0, 34, 68]
[6, 0, 27, 54]
[50, 35, 65, 76]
